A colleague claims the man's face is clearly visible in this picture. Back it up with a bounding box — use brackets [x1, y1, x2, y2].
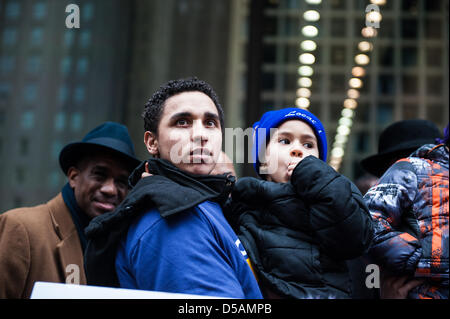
[67, 154, 130, 219]
[145, 91, 223, 175]
[261, 120, 319, 183]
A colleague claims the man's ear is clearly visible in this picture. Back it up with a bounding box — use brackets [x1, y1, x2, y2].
[67, 166, 80, 189]
[144, 131, 159, 157]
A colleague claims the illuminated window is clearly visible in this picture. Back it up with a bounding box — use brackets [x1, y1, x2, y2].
[33, 2, 46, 20]
[30, 28, 44, 46]
[5, 1, 20, 19]
[2, 28, 17, 46]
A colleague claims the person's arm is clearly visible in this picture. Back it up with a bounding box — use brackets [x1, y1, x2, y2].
[364, 160, 422, 275]
[291, 156, 374, 260]
[128, 209, 247, 298]
[0, 213, 30, 298]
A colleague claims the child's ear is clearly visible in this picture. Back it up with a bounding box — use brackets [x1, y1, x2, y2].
[144, 131, 159, 157]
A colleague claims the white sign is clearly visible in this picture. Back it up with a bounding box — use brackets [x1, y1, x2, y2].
[30, 282, 226, 299]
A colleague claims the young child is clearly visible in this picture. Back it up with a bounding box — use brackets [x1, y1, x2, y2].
[226, 107, 374, 298]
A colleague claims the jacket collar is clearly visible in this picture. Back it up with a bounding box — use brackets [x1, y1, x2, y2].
[411, 144, 449, 167]
[86, 158, 235, 238]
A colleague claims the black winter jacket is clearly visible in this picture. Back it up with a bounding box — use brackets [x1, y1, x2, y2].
[226, 156, 374, 298]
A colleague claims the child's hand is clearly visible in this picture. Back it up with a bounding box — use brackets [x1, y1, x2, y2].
[141, 162, 153, 179]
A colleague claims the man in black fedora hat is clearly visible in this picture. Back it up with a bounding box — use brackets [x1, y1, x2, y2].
[0, 122, 140, 298]
[362, 120, 448, 299]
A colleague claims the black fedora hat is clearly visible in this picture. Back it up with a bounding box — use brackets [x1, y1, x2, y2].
[59, 122, 141, 175]
[360, 119, 442, 177]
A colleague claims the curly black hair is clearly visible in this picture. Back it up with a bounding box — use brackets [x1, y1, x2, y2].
[142, 77, 224, 135]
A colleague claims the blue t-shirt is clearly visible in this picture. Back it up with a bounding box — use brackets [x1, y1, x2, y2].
[115, 201, 262, 299]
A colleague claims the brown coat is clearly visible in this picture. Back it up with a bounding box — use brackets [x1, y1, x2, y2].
[0, 193, 87, 298]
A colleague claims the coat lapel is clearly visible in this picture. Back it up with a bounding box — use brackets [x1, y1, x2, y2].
[48, 194, 87, 284]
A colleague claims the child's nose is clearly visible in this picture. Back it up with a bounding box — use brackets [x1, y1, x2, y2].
[290, 147, 303, 158]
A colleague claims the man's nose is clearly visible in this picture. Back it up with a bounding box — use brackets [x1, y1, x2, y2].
[100, 178, 118, 197]
[192, 120, 208, 144]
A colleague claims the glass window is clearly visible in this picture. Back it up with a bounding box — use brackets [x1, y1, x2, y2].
[16, 167, 25, 184]
[425, 1, 442, 12]
[51, 140, 63, 160]
[262, 72, 275, 90]
[30, 28, 44, 46]
[401, 19, 418, 38]
[427, 76, 442, 96]
[330, 74, 346, 93]
[379, 46, 394, 67]
[54, 112, 66, 131]
[330, 45, 346, 65]
[58, 85, 69, 103]
[5, 1, 20, 19]
[427, 104, 444, 126]
[425, 19, 442, 39]
[74, 86, 85, 103]
[378, 19, 394, 38]
[355, 131, 370, 153]
[0, 109, 5, 126]
[0, 83, 11, 100]
[283, 73, 297, 91]
[401, 47, 417, 67]
[71, 112, 83, 131]
[264, 16, 277, 36]
[283, 0, 299, 9]
[283, 18, 299, 36]
[330, 0, 346, 10]
[355, 102, 370, 123]
[426, 47, 442, 67]
[403, 104, 418, 120]
[0, 56, 15, 73]
[378, 74, 395, 95]
[48, 170, 62, 189]
[2, 28, 17, 46]
[60, 57, 72, 75]
[27, 55, 41, 74]
[19, 137, 29, 155]
[263, 44, 276, 64]
[24, 84, 37, 102]
[331, 18, 346, 37]
[21, 111, 35, 129]
[77, 58, 89, 75]
[377, 103, 393, 125]
[80, 30, 91, 48]
[64, 30, 75, 47]
[32, 2, 46, 20]
[402, 0, 419, 12]
[83, 3, 95, 21]
[402, 75, 417, 94]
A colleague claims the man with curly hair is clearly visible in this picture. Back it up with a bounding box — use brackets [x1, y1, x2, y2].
[84, 78, 262, 299]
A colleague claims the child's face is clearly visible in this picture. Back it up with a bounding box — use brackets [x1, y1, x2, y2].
[261, 120, 319, 183]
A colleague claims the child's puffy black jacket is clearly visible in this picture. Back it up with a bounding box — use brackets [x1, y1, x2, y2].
[226, 156, 374, 298]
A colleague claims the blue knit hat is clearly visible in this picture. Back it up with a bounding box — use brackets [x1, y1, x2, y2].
[252, 107, 327, 175]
